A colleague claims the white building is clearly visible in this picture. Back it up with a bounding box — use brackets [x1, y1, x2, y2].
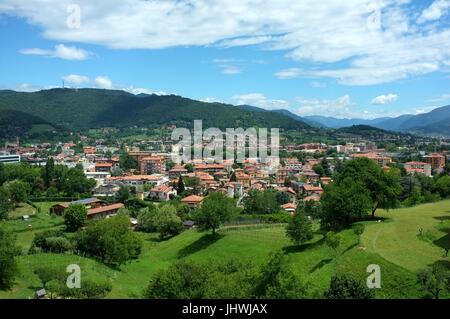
[0, 152, 21, 164]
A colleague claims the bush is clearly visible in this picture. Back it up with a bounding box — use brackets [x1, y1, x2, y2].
[324, 275, 375, 299]
[30, 229, 73, 254]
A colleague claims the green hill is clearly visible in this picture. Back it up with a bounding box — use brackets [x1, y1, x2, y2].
[0, 89, 312, 134]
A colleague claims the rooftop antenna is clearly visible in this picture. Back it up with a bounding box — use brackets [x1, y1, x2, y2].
[62, 80, 65, 89]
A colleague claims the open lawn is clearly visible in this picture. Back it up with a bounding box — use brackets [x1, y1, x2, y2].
[362, 200, 450, 272]
[1, 200, 449, 299]
[8, 203, 36, 219]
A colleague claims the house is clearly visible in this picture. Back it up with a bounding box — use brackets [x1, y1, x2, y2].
[93, 184, 120, 197]
[282, 203, 297, 214]
[404, 161, 432, 177]
[84, 171, 111, 187]
[139, 156, 165, 175]
[276, 168, 290, 185]
[301, 184, 323, 197]
[87, 203, 124, 221]
[180, 195, 204, 208]
[83, 146, 96, 156]
[149, 185, 177, 201]
[303, 194, 321, 202]
[169, 166, 188, 178]
[320, 177, 332, 186]
[95, 162, 113, 173]
[108, 175, 167, 190]
[351, 152, 392, 166]
[50, 198, 102, 216]
[183, 220, 195, 229]
[276, 186, 297, 203]
[424, 153, 446, 171]
[36, 289, 47, 299]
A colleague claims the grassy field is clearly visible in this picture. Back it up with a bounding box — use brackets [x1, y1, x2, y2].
[1, 200, 449, 299]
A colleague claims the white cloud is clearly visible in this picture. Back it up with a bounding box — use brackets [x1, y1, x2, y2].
[3, 0, 450, 85]
[19, 44, 91, 60]
[371, 93, 399, 105]
[275, 68, 301, 80]
[231, 93, 289, 110]
[311, 81, 326, 88]
[62, 74, 90, 85]
[201, 97, 224, 103]
[217, 36, 273, 48]
[295, 95, 354, 118]
[123, 86, 169, 96]
[5, 83, 58, 92]
[220, 65, 241, 75]
[418, 0, 450, 23]
[94, 76, 113, 89]
[427, 93, 450, 103]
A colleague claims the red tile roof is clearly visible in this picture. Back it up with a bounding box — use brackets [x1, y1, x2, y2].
[88, 203, 124, 216]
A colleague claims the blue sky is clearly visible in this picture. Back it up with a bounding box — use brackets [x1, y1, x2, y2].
[1, 0, 450, 119]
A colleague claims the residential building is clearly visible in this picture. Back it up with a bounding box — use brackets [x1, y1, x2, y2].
[87, 203, 124, 221]
[149, 185, 177, 201]
[50, 198, 102, 215]
[180, 195, 204, 208]
[424, 153, 446, 171]
[139, 156, 165, 174]
[404, 162, 432, 177]
[351, 152, 392, 166]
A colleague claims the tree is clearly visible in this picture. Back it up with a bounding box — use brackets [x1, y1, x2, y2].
[353, 223, 365, 245]
[137, 206, 158, 232]
[116, 185, 130, 203]
[417, 264, 450, 299]
[145, 261, 210, 299]
[119, 152, 138, 171]
[276, 192, 291, 205]
[0, 187, 12, 220]
[286, 211, 313, 246]
[153, 205, 184, 239]
[324, 275, 374, 299]
[64, 204, 87, 232]
[61, 165, 96, 196]
[336, 158, 402, 218]
[435, 176, 450, 198]
[176, 176, 185, 195]
[243, 189, 281, 214]
[312, 163, 325, 177]
[325, 232, 341, 258]
[0, 228, 19, 289]
[253, 251, 307, 299]
[320, 178, 372, 230]
[193, 192, 236, 235]
[42, 157, 55, 188]
[75, 214, 142, 266]
[5, 180, 29, 207]
[185, 163, 194, 173]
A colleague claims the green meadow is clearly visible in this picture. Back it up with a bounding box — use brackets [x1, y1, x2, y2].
[1, 200, 449, 299]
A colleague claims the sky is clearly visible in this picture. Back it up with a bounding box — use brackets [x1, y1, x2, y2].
[0, 0, 450, 119]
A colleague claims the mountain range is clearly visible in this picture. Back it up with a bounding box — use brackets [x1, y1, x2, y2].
[0, 88, 448, 140]
[304, 106, 450, 136]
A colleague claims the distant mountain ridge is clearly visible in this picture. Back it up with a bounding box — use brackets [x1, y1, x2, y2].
[305, 105, 450, 136]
